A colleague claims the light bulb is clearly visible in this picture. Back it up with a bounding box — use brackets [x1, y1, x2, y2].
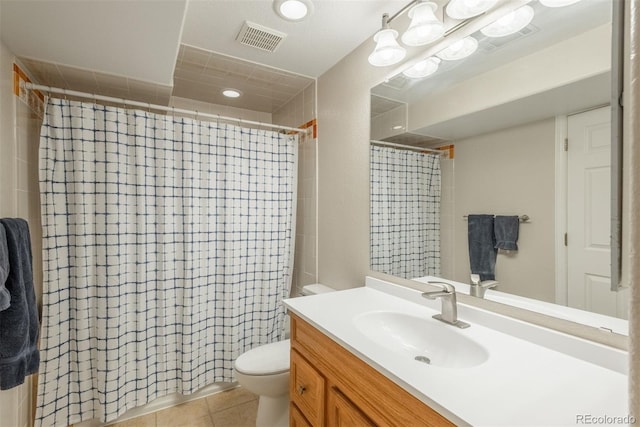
[436, 36, 478, 61]
[402, 57, 441, 79]
[401, 2, 445, 46]
[368, 28, 407, 67]
[446, 0, 499, 19]
[481, 5, 535, 38]
[539, 0, 581, 7]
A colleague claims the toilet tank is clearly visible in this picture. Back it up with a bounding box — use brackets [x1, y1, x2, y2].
[284, 284, 335, 338]
[300, 283, 335, 296]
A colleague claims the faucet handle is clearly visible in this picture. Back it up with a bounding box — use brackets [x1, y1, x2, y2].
[425, 281, 455, 293]
[480, 280, 498, 289]
[470, 274, 481, 285]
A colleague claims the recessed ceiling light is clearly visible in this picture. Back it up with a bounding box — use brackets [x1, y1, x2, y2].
[222, 89, 242, 98]
[273, 0, 313, 22]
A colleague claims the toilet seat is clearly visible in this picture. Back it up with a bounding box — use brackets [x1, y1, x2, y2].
[234, 339, 291, 376]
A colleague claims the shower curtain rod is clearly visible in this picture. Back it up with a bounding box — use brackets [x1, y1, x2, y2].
[370, 139, 445, 154]
[24, 83, 309, 134]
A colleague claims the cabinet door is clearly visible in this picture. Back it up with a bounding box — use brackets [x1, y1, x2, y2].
[327, 386, 377, 427]
[290, 349, 325, 426]
[290, 403, 312, 427]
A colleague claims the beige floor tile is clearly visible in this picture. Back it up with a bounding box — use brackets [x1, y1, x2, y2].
[108, 413, 156, 427]
[210, 400, 258, 427]
[156, 398, 211, 427]
[109, 413, 156, 427]
[205, 387, 258, 414]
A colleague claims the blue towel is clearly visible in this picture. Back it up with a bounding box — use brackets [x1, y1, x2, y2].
[0, 225, 10, 311]
[0, 218, 40, 390]
[494, 215, 519, 251]
[467, 214, 497, 281]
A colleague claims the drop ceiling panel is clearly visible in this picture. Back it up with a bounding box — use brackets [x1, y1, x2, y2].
[172, 45, 314, 113]
[1, 0, 187, 85]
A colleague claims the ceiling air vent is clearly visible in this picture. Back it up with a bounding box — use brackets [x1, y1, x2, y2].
[236, 21, 287, 52]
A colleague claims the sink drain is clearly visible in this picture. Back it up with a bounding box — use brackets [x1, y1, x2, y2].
[414, 355, 431, 365]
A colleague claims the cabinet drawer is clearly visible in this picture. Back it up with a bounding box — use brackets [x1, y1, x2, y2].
[290, 349, 325, 426]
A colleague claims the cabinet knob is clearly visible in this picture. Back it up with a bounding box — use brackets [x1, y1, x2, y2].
[297, 385, 306, 395]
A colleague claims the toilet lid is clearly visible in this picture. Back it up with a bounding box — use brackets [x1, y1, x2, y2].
[234, 339, 291, 375]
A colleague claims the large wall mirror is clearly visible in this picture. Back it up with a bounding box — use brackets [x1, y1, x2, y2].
[369, 0, 627, 334]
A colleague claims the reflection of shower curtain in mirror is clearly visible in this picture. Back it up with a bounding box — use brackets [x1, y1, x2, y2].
[370, 145, 440, 279]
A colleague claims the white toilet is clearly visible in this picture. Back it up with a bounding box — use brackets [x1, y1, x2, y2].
[233, 283, 335, 427]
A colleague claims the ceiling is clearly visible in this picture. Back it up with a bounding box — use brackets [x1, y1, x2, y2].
[0, 0, 406, 113]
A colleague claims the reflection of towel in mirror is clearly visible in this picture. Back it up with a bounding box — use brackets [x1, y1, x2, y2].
[0, 225, 10, 311]
[467, 214, 497, 281]
[0, 218, 40, 390]
[494, 215, 520, 251]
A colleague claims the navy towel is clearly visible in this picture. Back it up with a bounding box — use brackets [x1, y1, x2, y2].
[468, 214, 497, 281]
[0, 225, 10, 311]
[494, 215, 519, 251]
[0, 218, 40, 390]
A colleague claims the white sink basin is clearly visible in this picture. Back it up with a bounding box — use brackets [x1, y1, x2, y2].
[353, 311, 489, 369]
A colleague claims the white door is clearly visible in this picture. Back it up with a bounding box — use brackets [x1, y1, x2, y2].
[567, 106, 628, 319]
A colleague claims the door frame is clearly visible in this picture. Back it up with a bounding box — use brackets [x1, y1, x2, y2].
[554, 115, 568, 305]
[554, 105, 612, 306]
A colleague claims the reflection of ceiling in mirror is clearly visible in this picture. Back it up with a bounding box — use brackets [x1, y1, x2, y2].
[370, 93, 405, 117]
[371, 0, 611, 104]
[379, 132, 447, 148]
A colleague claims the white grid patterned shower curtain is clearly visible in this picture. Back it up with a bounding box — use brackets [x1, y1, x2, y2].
[370, 145, 441, 279]
[35, 98, 297, 426]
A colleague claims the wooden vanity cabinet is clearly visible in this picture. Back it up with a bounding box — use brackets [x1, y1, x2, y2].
[289, 313, 454, 427]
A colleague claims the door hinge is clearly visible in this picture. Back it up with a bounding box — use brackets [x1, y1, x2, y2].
[564, 233, 568, 246]
[564, 138, 568, 151]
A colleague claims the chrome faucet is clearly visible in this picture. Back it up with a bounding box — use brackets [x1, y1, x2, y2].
[469, 274, 498, 299]
[421, 282, 470, 329]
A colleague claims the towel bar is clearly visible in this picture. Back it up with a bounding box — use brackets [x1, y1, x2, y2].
[462, 214, 530, 222]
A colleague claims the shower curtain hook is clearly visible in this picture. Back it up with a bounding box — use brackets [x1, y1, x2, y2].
[195, 110, 199, 121]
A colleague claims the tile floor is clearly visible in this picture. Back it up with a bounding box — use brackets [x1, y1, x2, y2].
[108, 387, 258, 427]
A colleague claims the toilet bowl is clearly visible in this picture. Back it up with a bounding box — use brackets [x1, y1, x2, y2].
[233, 283, 335, 427]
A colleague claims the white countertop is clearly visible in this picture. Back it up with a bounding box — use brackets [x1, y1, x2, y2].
[284, 277, 628, 427]
[413, 276, 629, 336]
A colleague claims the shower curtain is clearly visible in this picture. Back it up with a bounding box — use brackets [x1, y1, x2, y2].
[35, 98, 298, 426]
[370, 145, 441, 279]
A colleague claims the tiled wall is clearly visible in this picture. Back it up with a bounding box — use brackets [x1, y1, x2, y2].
[0, 43, 43, 427]
[169, 96, 272, 124]
[439, 156, 455, 279]
[272, 82, 317, 296]
[370, 104, 407, 141]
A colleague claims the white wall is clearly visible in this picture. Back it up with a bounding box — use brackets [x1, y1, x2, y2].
[443, 118, 556, 303]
